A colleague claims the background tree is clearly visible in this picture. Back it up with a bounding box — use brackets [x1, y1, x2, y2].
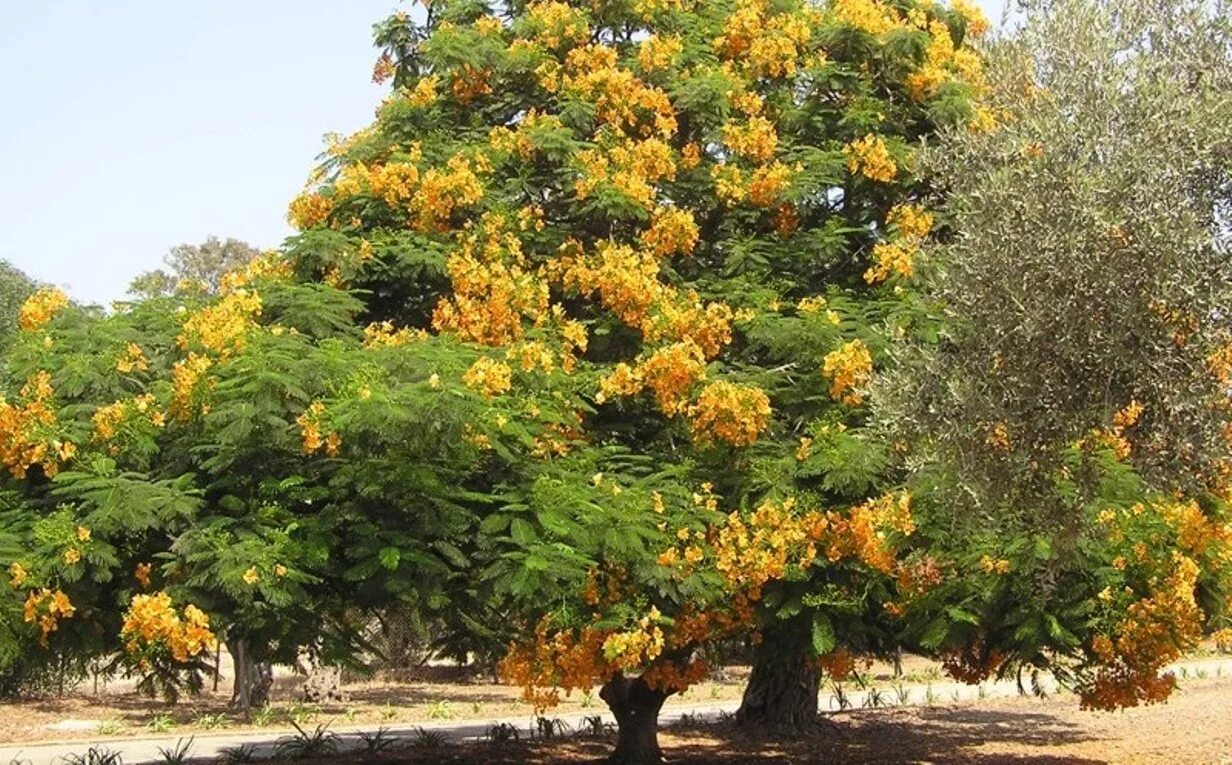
[0, 261, 38, 353]
[877, 0, 1232, 709]
[1, 258, 565, 710]
[128, 237, 261, 298]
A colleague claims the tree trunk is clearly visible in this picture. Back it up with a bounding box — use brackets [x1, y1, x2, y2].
[228, 637, 273, 713]
[737, 620, 820, 729]
[600, 673, 668, 765]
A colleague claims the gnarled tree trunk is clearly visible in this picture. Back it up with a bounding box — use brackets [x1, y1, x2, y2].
[737, 620, 820, 729]
[228, 637, 273, 713]
[600, 673, 668, 764]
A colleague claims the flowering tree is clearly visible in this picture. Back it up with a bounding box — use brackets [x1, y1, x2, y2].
[877, 0, 1232, 710]
[284, 0, 992, 756]
[0, 264, 560, 708]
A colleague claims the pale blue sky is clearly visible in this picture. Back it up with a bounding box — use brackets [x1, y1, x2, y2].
[0, 0, 1006, 306]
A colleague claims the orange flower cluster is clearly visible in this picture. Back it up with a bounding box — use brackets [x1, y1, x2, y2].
[115, 342, 149, 374]
[178, 289, 262, 358]
[825, 492, 916, 573]
[0, 371, 74, 478]
[23, 588, 75, 646]
[687, 381, 771, 447]
[433, 213, 551, 346]
[413, 154, 489, 231]
[524, 1, 590, 50]
[297, 400, 341, 456]
[1079, 400, 1145, 461]
[498, 620, 612, 711]
[559, 45, 677, 139]
[1080, 553, 1202, 710]
[905, 11, 986, 103]
[92, 394, 165, 446]
[574, 138, 677, 209]
[979, 554, 1011, 574]
[17, 287, 69, 332]
[638, 34, 683, 72]
[121, 591, 216, 664]
[843, 134, 898, 183]
[599, 341, 707, 416]
[722, 116, 778, 163]
[712, 498, 814, 593]
[714, 0, 818, 79]
[818, 647, 858, 680]
[169, 353, 215, 421]
[363, 321, 427, 348]
[463, 357, 513, 398]
[1157, 499, 1232, 558]
[602, 607, 666, 671]
[822, 339, 873, 406]
[942, 645, 1005, 684]
[641, 207, 699, 258]
[218, 253, 293, 295]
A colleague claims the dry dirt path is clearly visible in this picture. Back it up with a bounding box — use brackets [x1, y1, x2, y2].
[1, 658, 1228, 764]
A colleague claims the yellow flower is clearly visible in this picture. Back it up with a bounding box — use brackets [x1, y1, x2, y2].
[18, 288, 69, 332]
[274, 564, 288, 577]
[76, 526, 90, 542]
[135, 562, 152, 589]
[843, 134, 897, 183]
[8, 562, 27, 588]
[242, 567, 259, 585]
[64, 548, 81, 565]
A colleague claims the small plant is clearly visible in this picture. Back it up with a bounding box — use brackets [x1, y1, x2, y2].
[147, 714, 177, 734]
[950, 689, 961, 703]
[1180, 666, 1190, 679]
[580, 690, 596, 709]
[578, 716, 610, 737]
[470, 701, 483, 715]
[274, 722, 340, 760]
[923, 667, 943, 682]
[156, 737, 194, 765]
[341, 708, 358, 724]
[978, 684, 988, 700]
[533, 716, 571, 739]
[286, 701, 319, 726]
[193, 713, 230, 731]
[96, 719, 124, 736]
[426, 699, 455, 720]
[863, 687, 886, 708]
[893, 684, 912, 706]
[250, 705, 277, 728]
[62, 747, 123, 765]
[1196, 667, 1209, 679]
[709, 685, 723, 699]
[414, 727, 446, 748]
[672, 712, 704, 729]
[6, 755, 31, 765]
[359, 727, 398, 754]
[217, 743, 259, 764]
[830, 683, 851, 711]
[485, 722, 521, 743]
[379, 703, 399, 721]
[924, 685, 939, 706]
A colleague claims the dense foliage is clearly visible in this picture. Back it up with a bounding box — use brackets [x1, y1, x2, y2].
[878, 0, 1232, 711]
[283, 0, 994, 751]
[2, 0, 1231, 762]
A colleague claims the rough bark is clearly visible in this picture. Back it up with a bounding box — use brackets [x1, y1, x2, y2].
[737, 621, 821, 729]
[600, 673, 668, 765]
[228, 637, 273, 713]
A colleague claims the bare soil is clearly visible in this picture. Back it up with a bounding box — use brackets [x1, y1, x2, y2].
[296, 676, 1232, 764]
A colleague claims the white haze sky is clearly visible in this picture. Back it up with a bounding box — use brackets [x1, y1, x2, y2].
[0, 0, 1008, 306]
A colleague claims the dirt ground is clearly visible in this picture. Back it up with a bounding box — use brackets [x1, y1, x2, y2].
[291, 676, 1232, 764]
[5, 657, 1230, 762]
